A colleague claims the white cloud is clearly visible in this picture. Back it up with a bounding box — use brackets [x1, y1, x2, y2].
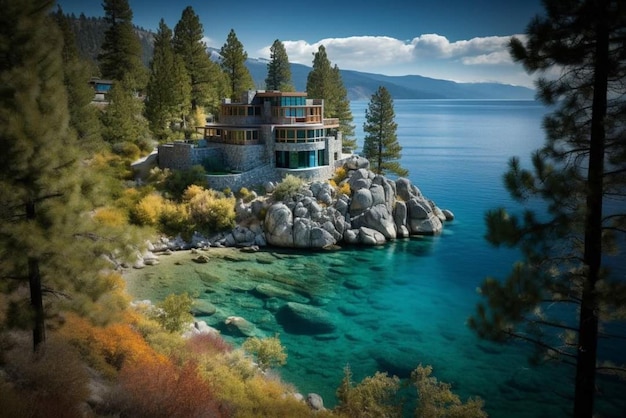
[256, 33, 534, 87]
[266, 33, 522, 70]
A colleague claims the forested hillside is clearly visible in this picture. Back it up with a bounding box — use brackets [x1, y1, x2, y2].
[64, 13, 154, 69]
[65, 14, 533, 100]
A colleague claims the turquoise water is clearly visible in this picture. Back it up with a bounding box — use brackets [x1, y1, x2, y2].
[128, 100, 625, 417]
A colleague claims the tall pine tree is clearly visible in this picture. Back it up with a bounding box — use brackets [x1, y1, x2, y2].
[98, 0, 147, 91]
[468, 1, 626, 416]
[362, 86, 408, 177]
[265, 39, 294, 91]
[306, 45, 357, 153]
[220, 29, 255, 99]
[0, 0, 124, 350]
[172, 6, 225, 118]
[331, 65, 357, 153]
[306, 45, 334, 108]
[52, 6, 103, 154]
[145, 19, 191, 140]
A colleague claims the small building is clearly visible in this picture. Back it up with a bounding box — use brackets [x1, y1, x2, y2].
[157, 90, 349, 190]
[89, 78, 114, 102]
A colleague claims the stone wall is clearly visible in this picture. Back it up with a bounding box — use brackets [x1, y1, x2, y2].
[206, 164, 280, 191]
[217, 143, 268, 172]
[157, 142, 193, 170]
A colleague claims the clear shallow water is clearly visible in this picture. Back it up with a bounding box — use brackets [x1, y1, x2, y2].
[126, 100, 625, 417]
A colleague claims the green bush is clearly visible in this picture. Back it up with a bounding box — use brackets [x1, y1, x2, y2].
[242, 335, 287, 371]
[273, 174, 305, 201]
[153, 293, 194, 333]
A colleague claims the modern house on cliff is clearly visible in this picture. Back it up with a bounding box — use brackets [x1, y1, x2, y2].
[157, 90, 348, 190]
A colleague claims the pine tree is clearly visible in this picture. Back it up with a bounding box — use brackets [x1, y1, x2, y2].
[306, 45, 334, 108]
[265, 39, 294, 91]
[0, 0, 122, 350]
[220, 29, 255, 99]
[101, 82, 150, 159]
[52, 6, 103, 154]
[362, 86, 408, 177]
[145, 19, 191, 140]
[331, 65, 357, 153]
[468, 1, 626, 416]
[172, 6, 225, 116]
[98, 0, 147, 91]
[306, 46, 356, 153]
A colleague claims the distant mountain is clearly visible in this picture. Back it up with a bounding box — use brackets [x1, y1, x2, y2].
[244, 56, 535, 100]
[66, 14, 534, 100]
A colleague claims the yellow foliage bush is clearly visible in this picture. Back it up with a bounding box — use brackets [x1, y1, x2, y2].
[182, 184, 205, 202]
[131, 193, 167, 226]
[412, 364, 487, 418]
[335, 365, 402, 417]
[198, 350, 318, 418]
[187, 188, 236, 232]
[333, 166, 348, 183]
[93, 206, 128, 226]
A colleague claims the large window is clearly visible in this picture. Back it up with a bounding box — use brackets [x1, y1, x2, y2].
[275, 150, 326, 169]
[275, 128, 325, 143]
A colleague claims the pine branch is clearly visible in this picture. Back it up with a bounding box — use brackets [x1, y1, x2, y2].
[503, 329, 578, 360]
[528, 318, 580, 333]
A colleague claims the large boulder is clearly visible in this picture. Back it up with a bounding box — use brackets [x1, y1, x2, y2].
[264, 203, 294, 247]
[358, 227, 387, 245]
[352, 204, 396, 240]
[224, 316, 256, 337]
[350, 188, 373, 215]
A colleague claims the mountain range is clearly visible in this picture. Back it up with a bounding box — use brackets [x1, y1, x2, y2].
[223, 50, 536, 101]
[67, 15, 535, 101]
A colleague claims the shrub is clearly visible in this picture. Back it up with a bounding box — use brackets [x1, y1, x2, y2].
[187, 189, 236, 232]
[152, 293, 195, 333]
[131, 193, 166, 226]
[273, 174, 305, 201]
[333, 166, 348, 184]
[162, 165, 207, 200]
[93, 206, 128, 226]
[242, 335, 287, 371]
[412, 364, 487, 418]
[197, 349, 317, 418]
[110, 359, 224, 418]
[2, 334, 90, 418]
[158, 200, 191, 238]
[185, 332, 233, 356]
[335, 365, 402, 418]
[59, 313, 167, 378]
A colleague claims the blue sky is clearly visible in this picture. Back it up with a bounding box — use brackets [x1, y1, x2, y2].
[56, 0, 546, 88]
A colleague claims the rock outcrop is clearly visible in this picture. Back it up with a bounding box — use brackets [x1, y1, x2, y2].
[150, 156, 453, 251]
[261, 156, 452, 248]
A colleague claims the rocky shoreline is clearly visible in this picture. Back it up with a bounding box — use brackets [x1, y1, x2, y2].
[134, 156, 454, 268]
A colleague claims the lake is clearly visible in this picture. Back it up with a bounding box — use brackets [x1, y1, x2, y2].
[126, 99, 625, 417]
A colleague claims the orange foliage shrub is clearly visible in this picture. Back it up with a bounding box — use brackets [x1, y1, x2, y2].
[111, 359, 225, 418]
[59, 313, 167, 378]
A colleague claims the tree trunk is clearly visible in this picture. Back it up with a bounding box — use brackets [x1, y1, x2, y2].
[574, 2, 608, 416]
[26, 200, 46, 351]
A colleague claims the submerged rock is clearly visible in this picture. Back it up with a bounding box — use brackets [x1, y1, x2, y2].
[277, 302, 336, 334]
[224, 316, 256, 337]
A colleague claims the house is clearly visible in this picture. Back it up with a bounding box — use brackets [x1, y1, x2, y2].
[89, 78, 114, 102]
[157, 90, 350, 190]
